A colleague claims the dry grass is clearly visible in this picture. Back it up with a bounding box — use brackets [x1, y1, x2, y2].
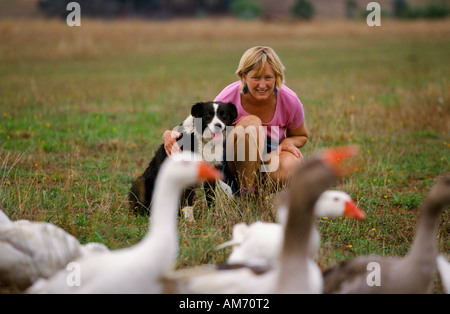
[1, 18, 450, 57]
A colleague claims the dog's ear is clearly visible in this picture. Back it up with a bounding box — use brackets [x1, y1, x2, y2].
[228, 102, 238, 122]
[191, 102, 204, 118]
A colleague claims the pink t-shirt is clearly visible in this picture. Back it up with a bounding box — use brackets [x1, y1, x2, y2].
[214, 81, 305, 144]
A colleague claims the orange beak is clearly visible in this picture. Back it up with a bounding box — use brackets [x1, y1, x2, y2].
[198, 162, 223, 182]
[343, 200, 365, 220]
[321, 146, 359, 177]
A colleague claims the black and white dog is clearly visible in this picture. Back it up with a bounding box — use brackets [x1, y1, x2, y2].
[129, 101, 237, 216]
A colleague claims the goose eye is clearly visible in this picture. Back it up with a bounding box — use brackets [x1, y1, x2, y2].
[333, 197, 339, 202]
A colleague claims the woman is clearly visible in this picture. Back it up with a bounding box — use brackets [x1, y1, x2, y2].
[163, 46, 308, 194]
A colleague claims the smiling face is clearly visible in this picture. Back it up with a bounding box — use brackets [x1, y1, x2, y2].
[242, 63, 276, 102]
[236, 46, 285, 101]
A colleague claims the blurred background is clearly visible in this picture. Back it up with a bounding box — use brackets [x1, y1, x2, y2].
[0, 0, 449, 20]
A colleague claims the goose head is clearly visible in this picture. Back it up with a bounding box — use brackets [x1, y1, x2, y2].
[320, 145, 359, 177]
[314, 190, 365, 220]
[286, 146, 359, 207]
[277, 190, 365, 225]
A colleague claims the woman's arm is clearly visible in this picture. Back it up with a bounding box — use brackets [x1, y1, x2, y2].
[277, 123, 308, 157]
[162, 129, 182, 156]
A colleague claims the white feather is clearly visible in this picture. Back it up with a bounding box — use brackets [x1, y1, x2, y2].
[437, 255, 450, 294]
[0, 214, 107, 289]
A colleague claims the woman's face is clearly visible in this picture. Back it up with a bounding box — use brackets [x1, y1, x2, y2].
[243, 63, 276, 102]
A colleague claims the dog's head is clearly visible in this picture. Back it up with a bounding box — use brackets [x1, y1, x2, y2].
[191, 101, 237, 141]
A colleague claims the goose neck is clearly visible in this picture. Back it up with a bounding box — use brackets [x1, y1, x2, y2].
[146, 173, 183, 241]
[407, 201, 441, 261]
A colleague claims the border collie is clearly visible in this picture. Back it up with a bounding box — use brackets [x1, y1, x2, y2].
[129, 101, 237, 216]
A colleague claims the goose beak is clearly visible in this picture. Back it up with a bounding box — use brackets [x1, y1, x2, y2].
[343, 200, 365, 220]
[198, 162, 222, 182]
[321, 146, 359, 177]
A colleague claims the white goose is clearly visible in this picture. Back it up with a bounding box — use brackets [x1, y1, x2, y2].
[0, 210, 12, 225]
[164, 146, 361, 294]
[323, 175, 450, 294]
[217, 190, 364, 268]
[0, 210, 108, 289]
[27, 152, 221, 293]
[437, 255, 450, 294]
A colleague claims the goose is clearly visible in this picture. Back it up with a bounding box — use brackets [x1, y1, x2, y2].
[0, 210, 108, 290]
[0, 209, 12, 225]
[323, 174, 450, 294]
[163, 146, 361, 294]
[27, 152, 222, 294]
[437, 255, 450, 294]
[216, 190, 364, 268]
[276, 146, 361, 294]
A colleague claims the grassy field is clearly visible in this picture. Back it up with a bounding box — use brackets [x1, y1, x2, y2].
[0, 18, 449, 293]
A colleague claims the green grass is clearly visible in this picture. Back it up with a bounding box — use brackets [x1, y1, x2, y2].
[0, 18, 449, 293]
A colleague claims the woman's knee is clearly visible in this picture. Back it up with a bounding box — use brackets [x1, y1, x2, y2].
[281, 151, 303, 178]
[235, 115, 262, 128]
[227, 115, 265, 153]
[267, 150, 304, 182]
[226, 116, 265, 173]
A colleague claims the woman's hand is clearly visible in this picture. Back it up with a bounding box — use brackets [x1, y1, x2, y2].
[162, 130, 182, 156]
[277, 138, 301, 158]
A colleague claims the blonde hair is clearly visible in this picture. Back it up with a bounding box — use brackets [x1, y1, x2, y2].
[235, 46, 285, 93]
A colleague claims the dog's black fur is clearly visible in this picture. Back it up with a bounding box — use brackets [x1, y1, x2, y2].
[129, 101, 237, 215]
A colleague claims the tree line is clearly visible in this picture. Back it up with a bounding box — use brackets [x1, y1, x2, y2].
[38, 0, 449, 20]
[38, 0, 233, 18]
